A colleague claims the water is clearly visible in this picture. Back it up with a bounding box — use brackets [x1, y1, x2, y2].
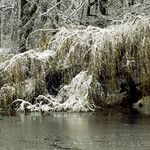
[0, 109, 150, 150]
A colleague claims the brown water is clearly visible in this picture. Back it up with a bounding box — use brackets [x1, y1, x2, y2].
[0, 109, 150, 150]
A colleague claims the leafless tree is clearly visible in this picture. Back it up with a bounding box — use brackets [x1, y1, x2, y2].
[0, 0, 149, 50]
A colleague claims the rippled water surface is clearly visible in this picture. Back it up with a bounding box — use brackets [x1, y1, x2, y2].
[0, 109, 150, 150]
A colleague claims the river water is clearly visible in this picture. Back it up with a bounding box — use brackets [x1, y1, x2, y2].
[0, 109, 150, 150]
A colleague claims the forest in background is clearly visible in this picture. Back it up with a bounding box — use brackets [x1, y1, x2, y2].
[0, 0, 149, 51]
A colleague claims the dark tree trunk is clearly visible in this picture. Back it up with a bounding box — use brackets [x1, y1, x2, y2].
[87, 0, 108, 16]
[40, 1, 48, 47]
[52, 0, 61, 35]
[19, 0, 27, 52]
[99, 0, 108, 16]
[0, 12, 1, 47]
[19, 0, 39, 53]
[87, 0, 97, 16]
[128, 0, 135, 6]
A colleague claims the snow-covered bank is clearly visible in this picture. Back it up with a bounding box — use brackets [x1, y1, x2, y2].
[0, 16, 150, 112]
[11, 71, 95, 112]
[0, 49, 55, 109]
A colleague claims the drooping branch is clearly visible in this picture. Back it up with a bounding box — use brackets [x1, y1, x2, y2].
[39, 0, 63, 17]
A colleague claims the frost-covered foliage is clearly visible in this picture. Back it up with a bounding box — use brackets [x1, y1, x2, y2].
[0, 48, 17, 64]
[48, 15, 150, 106]
[0, 49, 55, 108]
[12, 71, 94, 112]
[0, 16, 149, 112]
[0, 1, 149, 112]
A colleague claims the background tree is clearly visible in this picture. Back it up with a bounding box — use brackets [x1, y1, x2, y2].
[19, 0, 39, 52]
[0, 0, 150, 51]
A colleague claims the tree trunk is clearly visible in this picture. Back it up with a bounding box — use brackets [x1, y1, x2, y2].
[19, 0, 39, 53]
[87, 0, 108, 16]
[0, 12, 2, 47]
[99, 0, 108, 16]
[128, 0, 135, 6]
[39, 0, 48, 48]
[52, 0, 60, 35]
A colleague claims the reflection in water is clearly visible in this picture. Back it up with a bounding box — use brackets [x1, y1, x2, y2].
[19, 112, 43, 123]
[0, 111, 150, 150]
[138, 96, 150, 115]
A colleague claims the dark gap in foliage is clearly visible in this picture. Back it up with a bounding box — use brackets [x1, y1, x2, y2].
[45, 70, 62, 95]
[31, 84, 44, 104]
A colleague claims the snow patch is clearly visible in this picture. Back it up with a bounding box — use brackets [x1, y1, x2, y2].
[12, 71, 95, 112]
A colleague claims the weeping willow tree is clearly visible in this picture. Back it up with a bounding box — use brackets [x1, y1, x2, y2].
[0, 0, 150, 112]
[0, 16, 150, 112]
[48, 16, 150, 108]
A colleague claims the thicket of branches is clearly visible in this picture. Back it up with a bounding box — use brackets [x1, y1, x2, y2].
[0, 0, 150, 112]
[0, 0, 149, 51]
[0, 16, 150, 111]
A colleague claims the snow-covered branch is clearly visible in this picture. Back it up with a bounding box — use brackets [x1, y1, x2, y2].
[40, 0, 63, 17]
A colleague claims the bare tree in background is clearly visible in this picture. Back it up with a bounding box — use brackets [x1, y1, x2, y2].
[0, 0, 149, 50]
[19, 0, 39, 52]
[53, 0, 61, 35]
[129, 0, 135, 6]
[0, 9, 2, 47]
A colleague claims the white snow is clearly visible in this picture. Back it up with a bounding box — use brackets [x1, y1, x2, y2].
[12, 71, 95, 112]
